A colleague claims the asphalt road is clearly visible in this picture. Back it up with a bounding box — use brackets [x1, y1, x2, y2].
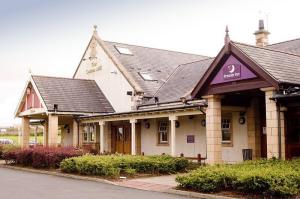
[0, 167, 189, 199]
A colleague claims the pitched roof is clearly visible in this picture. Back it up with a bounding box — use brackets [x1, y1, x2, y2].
[233, 41, 300, 85]
[104, 41, 209, 96]
[153, 58, 214, 103]
[267, 38, 300, 55]
[32, 75, 114, 113]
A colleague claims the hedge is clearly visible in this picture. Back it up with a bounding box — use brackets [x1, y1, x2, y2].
[176, 159, 300, 197]
[2, 147, 83, 169]
[60, 154, 189, 177]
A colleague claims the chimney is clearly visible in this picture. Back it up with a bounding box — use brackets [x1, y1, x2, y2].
[254, 19, 270, 47]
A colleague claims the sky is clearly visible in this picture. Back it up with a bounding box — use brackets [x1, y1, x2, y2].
[0, 0, 299, 126]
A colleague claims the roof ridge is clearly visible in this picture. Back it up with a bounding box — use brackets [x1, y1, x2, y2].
[179, 57, 215, 67]
[267, 37, 300, 47]
[232, 41, 300, 58]
[104, 40, 209, 58]
[31, 74, 94, 82]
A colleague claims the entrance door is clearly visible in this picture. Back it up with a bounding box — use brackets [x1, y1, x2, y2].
[286, 110, 300, 159]
[113, 125, 131, 154]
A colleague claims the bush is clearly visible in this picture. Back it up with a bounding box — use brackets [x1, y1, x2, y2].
[0, 145, 20, 159]
[176, 159, 300, 197]
[60, 155, 189, 178]
[2, 147, 83, 169]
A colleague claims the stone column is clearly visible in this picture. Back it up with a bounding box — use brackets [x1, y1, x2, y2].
[203, 95, 222, 164]
[169, 116, 178, 157]
[43, 121, 48, 147]
[99, 121, 105, 154]
[262, 87, 285, 159]
[130, 119, 137, 155]
[21, 117, 30, 148]
[78, 125, 83, 147]
[246, 98, 261, 159]
[48, 114, 58, 147]
[72, 119, 78, 148]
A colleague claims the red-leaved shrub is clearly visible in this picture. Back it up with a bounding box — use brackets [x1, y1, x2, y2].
[3, 147, 83, 169]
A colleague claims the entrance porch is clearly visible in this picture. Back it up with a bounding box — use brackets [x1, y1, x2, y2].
[19, 112, 79, 148]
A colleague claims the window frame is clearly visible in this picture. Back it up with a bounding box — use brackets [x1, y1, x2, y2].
[221, 114, 233, 147]
[114, 45, 133, 55]
[138, 72, 157, 81]
[83, 123, 96, 143]
[157, 120, 169, 145]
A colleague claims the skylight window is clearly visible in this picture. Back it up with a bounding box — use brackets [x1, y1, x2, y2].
[115, 45, 133, 55]
[139, 72, 156, 81]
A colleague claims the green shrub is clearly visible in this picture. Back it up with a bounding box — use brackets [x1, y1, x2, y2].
[176, 159, 300, 197]
[60, 155, 189, 178]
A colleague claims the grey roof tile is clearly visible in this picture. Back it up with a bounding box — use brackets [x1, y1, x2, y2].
[32, 75, 114, 113]
[153, 58, 214, 103]
[233, 42, 300, 85]
[104, 41, 209, 96]
[267, 38, 300, 55]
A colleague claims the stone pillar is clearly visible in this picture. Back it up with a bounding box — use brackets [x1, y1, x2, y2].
[246, 98, 261, 159]
[78, 125, 83, 147]
[43, 121, 48, 147]
[21, 117, 30, 148]
[203, 95, 222, 164]
[169, 116, 178, 157]
[130, 119, 137, 155]
[48, 114, 58, 147]
[99, 121, 105, 154]
[72, 119, 78, 148]
[262, 87, 285, 159]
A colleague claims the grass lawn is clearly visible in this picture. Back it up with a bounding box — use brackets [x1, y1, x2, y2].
[0, 135, 44, 145]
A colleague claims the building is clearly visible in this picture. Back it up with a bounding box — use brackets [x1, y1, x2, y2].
[15, 21, 300, 164]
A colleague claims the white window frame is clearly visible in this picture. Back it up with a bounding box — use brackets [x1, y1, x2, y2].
[158, 121, 169, 144]
[221, 117, 232, 144]
[83, 124, 96, 143]
[115, 46, 133, 55]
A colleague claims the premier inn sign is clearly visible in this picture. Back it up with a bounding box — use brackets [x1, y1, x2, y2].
[211, 55, 256, 85]
[223, 64, 241, 80]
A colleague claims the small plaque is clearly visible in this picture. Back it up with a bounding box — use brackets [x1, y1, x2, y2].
[187, 135, 195, 143]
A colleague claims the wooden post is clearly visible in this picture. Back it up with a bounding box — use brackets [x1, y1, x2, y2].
[197, 154, 201, 164]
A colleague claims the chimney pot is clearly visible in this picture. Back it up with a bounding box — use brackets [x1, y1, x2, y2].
[259, 19, 264, 30]
[254, 19, 270, 47]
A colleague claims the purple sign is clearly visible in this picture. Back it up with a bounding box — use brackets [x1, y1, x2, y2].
[187, 135, 195, 143]
[223, 64, 241, 80]
[211, 55, 256, 85]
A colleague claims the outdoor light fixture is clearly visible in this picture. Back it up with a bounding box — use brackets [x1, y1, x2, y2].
[175, 121, 180, 128]
[201, 119, 206, 127]
[239, 112, 246, 125]
[239, 117, 246, 125]
[144, 122, 150, 129]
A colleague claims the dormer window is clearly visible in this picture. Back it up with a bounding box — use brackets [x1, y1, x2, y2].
[115, 46, 133, 55]
[139, 72, 156, 81]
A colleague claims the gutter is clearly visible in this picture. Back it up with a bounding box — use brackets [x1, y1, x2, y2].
[79, 104, 206, 121]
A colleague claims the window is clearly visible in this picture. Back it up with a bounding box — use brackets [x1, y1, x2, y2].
[83, 126, 89, 142]
[139, 72, 156, 81]
[221, 117, 232, 145]
[115, 46, 133, 55]
[83, 124, 96, 143]
[158, 121, 168, 144]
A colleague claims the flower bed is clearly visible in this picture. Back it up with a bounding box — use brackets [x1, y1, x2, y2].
[2, 147, 83, 169]
[60, 154, 189, 177]
[176, 159, 300, 198]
